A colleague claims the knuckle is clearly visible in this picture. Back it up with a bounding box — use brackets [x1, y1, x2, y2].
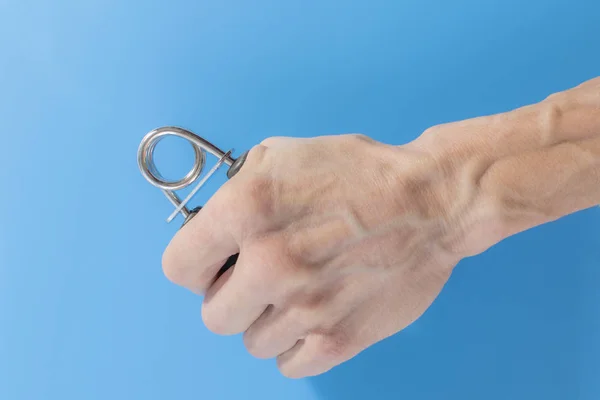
[285, 233, 311, 263]
[266, 234, 308, 267]
[284, 229, 335, 270]
[275, 239, 313, 281]
[260, 136, 287, 147]
[244, 144, 268, 168]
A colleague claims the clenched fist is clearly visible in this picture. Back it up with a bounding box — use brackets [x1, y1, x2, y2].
[162, 133, 472, 378]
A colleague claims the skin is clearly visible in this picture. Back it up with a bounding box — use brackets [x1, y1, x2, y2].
[162, 76, 600, 378]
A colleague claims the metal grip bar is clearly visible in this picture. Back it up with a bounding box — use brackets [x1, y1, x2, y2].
[138, 126, 248, 277]
[137, 126, 236, 222]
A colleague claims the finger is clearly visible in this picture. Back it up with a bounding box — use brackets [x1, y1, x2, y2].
[274, 276, 383, 378]
[242, 305, 310, 359]
[162, 144, 274, 294]
[244, 268, 377, 359]
[200, 247, 273, 335]
[161, 181, 242, 294]
[241, 279, 358, 360]
[277, 264, 451, 379]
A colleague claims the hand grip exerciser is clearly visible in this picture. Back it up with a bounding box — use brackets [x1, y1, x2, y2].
[137, 126, 248, 275]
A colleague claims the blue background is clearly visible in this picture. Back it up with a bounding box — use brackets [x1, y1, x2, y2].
[1, 0, 599, 399]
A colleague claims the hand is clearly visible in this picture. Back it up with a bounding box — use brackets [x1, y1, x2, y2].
[162, 133, 470, 378]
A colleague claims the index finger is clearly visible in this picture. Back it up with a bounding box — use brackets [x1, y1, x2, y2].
[161, 180, 242, 294]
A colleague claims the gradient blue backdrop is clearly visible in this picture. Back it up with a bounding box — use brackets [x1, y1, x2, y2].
[1, 1, 599, 399]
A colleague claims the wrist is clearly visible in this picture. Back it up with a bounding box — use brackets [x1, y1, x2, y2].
[413, 81, 600, 257]
[408, 123, 508, 258]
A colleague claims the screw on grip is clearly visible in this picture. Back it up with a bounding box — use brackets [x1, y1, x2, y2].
[181, 150, 248, 277]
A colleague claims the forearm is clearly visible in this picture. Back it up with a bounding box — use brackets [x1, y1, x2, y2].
[416, 77, 600, 256]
